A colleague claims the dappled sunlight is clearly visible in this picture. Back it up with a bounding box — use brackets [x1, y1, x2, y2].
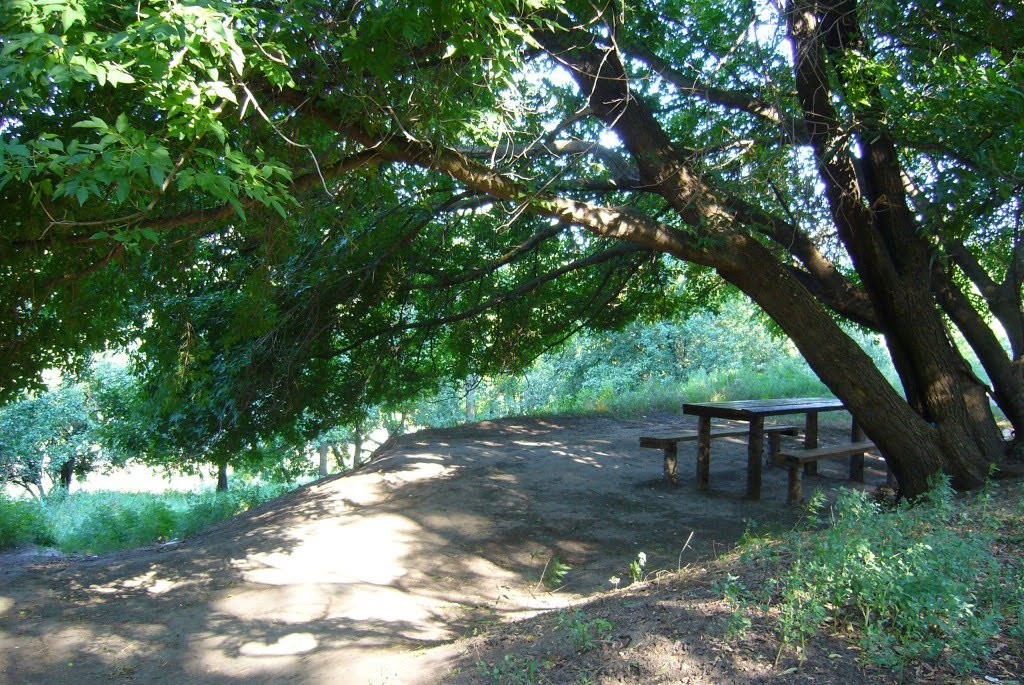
[237, 513, 417, 586]
[86, 566, 196, 597]
[0, 414, 871, 684]
[239, 631, 318, 656]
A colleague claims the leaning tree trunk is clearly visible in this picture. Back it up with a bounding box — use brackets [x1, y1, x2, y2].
[718, 241, 952, 497]
[783, 0, 1004, 491]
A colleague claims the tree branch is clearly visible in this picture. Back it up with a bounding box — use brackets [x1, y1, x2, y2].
[621, 38, 810, 145]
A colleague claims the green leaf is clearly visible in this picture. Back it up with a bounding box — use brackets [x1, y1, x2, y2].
[72, 116, 108, 130]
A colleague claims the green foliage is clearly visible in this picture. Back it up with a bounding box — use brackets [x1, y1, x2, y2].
[627, 551, 647, 584]
[540, 555, 572, 590]
[0, 0, 1018, 493]
[51, 491, 177, 554]
[0, 482, 291, 554]
[0, 493, 53, 549]
[555, 609, 614, 652]
[410, 300, 878, 426]
[0, 379, 110, 497]
[475, 654, 542, 685]
[729, 480, 1024, 674]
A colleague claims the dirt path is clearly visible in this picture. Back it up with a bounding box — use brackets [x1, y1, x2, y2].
[0, 414, 889, 684]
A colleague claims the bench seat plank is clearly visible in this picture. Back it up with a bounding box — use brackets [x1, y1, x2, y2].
[776, 440, 876, 464]
[640, 424, 799, 486]
[777, 440, 877, 504]
[639, 427, 747, 448]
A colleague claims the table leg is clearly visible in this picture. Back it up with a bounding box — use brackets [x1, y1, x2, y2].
[804, 411, 819, 476]
[697, 415, 711, 490]
[747, 417, 764, 500]
[849, 420, 865, 482]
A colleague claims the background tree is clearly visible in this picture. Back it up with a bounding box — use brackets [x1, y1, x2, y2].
[0, 381, 104, 497]
[1, 0, 1021, 497]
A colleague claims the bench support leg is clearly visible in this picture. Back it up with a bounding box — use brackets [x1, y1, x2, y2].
[788, 465, 803, 505]
[849, 421, 865, 483]
[697, 416, 711, 490]
[767, 431, 781, 465]
[663, 443, 678, 487]
[746, 417, 764, 500]
[803, 412, 819, 477]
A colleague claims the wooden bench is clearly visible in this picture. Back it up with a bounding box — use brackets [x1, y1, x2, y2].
[775, 440, 877, 504]
[640, 424, 798, 486]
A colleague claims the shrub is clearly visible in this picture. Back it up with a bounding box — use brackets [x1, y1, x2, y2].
[50, 492, 177, 554]
[738, 479, 1024, 674]
[39, 482, 291, 554]
[0, 494, 53, 549]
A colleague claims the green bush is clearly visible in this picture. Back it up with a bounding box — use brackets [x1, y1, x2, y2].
[17, 482, 293, 555]
[174, 483, 287, 538]
[50, 491, 178, 554]
[739, 479, 1024, 674]
[0, 494, 53, 549]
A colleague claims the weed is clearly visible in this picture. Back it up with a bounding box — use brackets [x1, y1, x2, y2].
[714, 572, 754, 640]
[539, 555, 571, 590]
[627, 552, 647, 583]
[0, 482, 291, 555]
[555, 609, 613, 652]
[476, 655, 541, 684]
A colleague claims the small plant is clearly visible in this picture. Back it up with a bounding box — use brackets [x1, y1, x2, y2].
[555, 609, 613, 652]
[714, 572, 754, 640]
[539, 555, 571, 590]
[627, 551, 647, 583]
[476, 655, 541, 684]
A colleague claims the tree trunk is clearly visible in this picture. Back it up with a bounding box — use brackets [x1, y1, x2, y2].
[353, 423, 363, 466]
[465, 376, 478, 422]
[718, 242, 952, 498]
[318, 443, 329, 477]
[58, 455, 75, 490]
[216, 460, 228, 492]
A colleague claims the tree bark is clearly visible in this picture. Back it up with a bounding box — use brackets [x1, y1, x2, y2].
[539, 11, 1002, 496]
[216, 460, 228, 492]
[58, 456, 75, 490]
[785, 0, 1003, 489]
[465, 376, 478, 422]
[353, 424, 363, 466]
[318, 443, 329, 477]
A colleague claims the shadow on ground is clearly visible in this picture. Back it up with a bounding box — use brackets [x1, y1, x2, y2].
[0, 414, 889, 684]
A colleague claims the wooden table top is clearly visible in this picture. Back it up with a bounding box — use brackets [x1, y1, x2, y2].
[682, 397, 845, 420]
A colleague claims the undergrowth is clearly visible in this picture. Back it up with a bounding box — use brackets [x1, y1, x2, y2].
[0, 482, 291, 555]
[726, 477, 1024, 675]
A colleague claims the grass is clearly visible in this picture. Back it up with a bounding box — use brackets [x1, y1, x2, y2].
[533, 359, 830, 419]
[724, 477, 1024, 676]
[0, 482, 292, 555]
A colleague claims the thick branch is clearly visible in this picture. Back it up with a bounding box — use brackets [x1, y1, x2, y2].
[946, 238, 1024, 358]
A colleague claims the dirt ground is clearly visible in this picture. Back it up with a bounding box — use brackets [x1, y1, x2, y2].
[0, 413, 895, 684]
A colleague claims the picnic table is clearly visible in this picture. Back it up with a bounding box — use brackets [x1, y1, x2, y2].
[682, 397, 857, 500]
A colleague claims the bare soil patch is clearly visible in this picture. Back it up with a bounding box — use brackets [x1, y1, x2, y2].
[0, 414, 896, 683]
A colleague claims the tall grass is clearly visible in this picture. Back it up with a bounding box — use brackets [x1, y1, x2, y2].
[726, 479, 1024, 674]
[0, 482, 291, 555]
[531, 358, 830, 419]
